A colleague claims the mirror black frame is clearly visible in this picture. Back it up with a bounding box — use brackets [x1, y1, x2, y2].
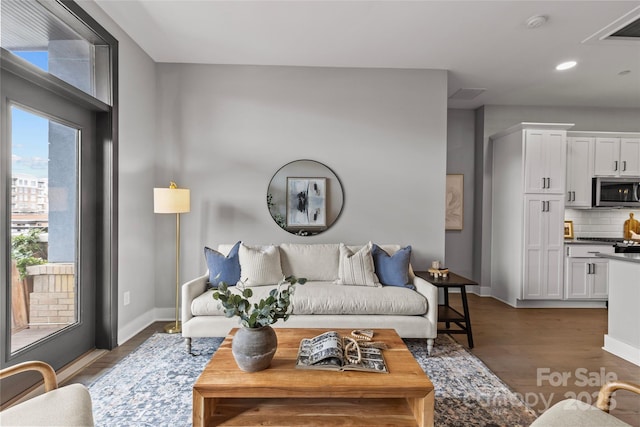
[267, 160, 344, 236]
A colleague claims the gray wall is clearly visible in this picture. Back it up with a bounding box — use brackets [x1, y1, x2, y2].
[474, 105, 640, 293]
[155, 64, 448, 310]
[445, 109, 475, 280]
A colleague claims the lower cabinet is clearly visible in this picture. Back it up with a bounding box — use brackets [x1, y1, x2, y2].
[564, 245, 613, 300]
[565, 258, 609, 299]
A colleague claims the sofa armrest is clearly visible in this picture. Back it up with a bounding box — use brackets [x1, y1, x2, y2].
[412, 275, 439, 329]
[181, 273, 208, 324]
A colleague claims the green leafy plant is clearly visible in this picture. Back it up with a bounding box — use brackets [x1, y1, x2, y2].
[11, 228, 47, 279]
[266, 193, 287, 229]
[212, 276, 306, 328]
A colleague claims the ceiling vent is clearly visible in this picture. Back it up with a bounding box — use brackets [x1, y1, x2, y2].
[609, 17, 640, 39]
[583, 6, 640, 45]
[449, 88, 486, 100]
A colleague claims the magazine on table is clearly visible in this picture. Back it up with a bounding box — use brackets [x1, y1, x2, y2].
[295, 331, 388, 373]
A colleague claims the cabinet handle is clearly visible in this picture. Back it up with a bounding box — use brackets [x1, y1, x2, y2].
[614, 161, 618, 171]
[547, 177, 551, 188]
[568, 191, 572, 202]
[623, 161, 627, 171]
[542, 177, 546, 189]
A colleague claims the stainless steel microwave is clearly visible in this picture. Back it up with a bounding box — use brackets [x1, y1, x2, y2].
[592, 177, 640, 207]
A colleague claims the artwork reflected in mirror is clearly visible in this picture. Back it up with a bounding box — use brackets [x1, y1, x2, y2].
[267, 160, 343, 235]
[287, 178, 326, 228]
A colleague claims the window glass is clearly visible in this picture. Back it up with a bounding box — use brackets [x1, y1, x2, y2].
[10, 105, 79, 353]
[1, 0, 112, 105]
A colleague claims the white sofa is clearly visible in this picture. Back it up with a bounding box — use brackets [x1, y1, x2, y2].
[181, 243, 438, 354]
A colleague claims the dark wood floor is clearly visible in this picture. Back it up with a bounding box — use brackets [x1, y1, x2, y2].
[65, 295, 640, 426]
[448, 294, 640, 426]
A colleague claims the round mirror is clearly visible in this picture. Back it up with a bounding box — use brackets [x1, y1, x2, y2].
[267, 160, 344, 236]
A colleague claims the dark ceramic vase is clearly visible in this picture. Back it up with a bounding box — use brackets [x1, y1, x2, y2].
[232, 325, 278, 372]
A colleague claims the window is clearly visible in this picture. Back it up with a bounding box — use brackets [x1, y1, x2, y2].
[1, 0, 118, 388]
[1, 0, 113, 105]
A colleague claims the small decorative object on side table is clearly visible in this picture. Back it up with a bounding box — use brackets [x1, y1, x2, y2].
[427, 267, 449, 278]
[414, 270, 476, 348]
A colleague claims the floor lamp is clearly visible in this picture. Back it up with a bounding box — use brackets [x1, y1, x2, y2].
[154, 182, 190, 334]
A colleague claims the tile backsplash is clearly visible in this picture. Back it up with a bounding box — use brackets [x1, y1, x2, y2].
[565, 208, 639, 238]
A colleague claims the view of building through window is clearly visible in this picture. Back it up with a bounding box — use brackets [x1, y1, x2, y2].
[10, 105, 79, 352]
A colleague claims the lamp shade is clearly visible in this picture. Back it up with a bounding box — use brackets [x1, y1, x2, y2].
[154, 187, 190, 214]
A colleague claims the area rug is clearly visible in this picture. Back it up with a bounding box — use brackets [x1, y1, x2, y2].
[87, 333, 537, 426]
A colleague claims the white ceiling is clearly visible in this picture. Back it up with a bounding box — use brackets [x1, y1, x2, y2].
[94, 0, 640, 109]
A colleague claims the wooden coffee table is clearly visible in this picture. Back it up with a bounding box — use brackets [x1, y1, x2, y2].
[193, 328, 434, 426]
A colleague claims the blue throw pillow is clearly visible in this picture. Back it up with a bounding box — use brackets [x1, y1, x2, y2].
[371, 244, 412, 287]
[204, 241, 241, 288]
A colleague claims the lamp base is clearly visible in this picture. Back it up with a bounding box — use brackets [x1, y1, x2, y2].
[164, 321, 182, 334]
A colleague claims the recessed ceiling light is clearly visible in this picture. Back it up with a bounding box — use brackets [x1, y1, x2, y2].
[556, 61, 577, 71]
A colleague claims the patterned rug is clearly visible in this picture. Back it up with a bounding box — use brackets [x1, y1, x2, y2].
[87, 333, 537, 426]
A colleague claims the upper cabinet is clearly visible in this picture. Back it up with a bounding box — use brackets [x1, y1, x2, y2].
[523, 129, 567, 194]
[594, 136, 640, 176]
[566, 136, 594, 208]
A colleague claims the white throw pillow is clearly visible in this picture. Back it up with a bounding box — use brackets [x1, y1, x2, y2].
[337, 242, 380, 287]
[238, 244, 284, 286]
[279, 243, 340, 281]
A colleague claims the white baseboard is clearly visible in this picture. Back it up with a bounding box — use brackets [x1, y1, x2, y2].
[515, 299, 607, 308]
[117, 307, 175, 345]
[466, 285, 492, 297]
[603, 335, 640, 367]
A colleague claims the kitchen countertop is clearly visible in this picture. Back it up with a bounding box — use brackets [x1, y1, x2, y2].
[564, 240, 615, 245]
[596, 252, 640, 264]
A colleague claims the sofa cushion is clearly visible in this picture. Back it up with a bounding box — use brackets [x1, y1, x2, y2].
[292, 281, 426, 315]
[192, 281, 428, 316]
[372, 244, 411, 287]
[239, 243, 284, 286]
[204, 241, 241, 288]
[337, 242, 380, 287]
[279, 243, 340, 281]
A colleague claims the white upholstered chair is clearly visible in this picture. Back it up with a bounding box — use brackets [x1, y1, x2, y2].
[531, 380, 640, 427]
[0, 361, 94, 427]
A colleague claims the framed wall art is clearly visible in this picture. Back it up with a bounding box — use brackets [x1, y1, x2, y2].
[286, 177, 327, 228]
[445, 174, 464, 230]
[564, 220, 574, 239]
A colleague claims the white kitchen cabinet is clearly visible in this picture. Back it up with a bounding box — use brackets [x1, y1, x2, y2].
[490, 123, 574, 306]
[523, 129, 567, 194]
[523, 195, 565, 299]
[594, 137, 640, 176]
[565, 245, 613, 300]
[566, 137, 594, 208]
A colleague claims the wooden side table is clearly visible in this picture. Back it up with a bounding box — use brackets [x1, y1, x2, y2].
[414, 271, 476, 348]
